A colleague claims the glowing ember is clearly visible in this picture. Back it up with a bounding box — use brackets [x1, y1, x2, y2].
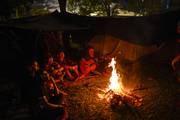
[108, 58, 124, 94]
[97, 58, 142, 107]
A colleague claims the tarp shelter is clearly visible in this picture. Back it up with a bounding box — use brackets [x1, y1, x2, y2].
[0, 11, 89, 31]
[0, 9, 180, 61]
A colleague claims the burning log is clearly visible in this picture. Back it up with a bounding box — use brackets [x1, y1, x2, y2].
[110, 94, 127, 110]
[104, 89, 143, 109]
[104, 89, 114, 99]
[97, 58, 143, 109]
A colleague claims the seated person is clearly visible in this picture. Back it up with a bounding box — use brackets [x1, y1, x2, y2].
[27, 59, 40, 78]
[44, 53, 57, 72]
[171, 53, 180, 82]
[36, 71, 68, 120]
[24, 59, 41, 103]
[26, 61, 68, 120]
[56, 50, 79, 81]
[44, 53, 64, 82]
[79, 46, 97, 78]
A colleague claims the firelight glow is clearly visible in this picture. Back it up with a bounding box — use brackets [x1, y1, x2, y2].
[108, 58, 123, 94]
[97, 58, 142, 107]
[97, 57, 125, 101]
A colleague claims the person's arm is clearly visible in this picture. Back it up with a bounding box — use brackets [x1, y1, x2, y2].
[81, 58, 95, 66]
[172, 54, 180, 70]
[41, 96, 65, 109]
[50, 76, 59, 91]
[80, 58, 88, 68]
[50, 76, 68, 95]
[88, 59, 96, 65]
[39, 81, 67, 109]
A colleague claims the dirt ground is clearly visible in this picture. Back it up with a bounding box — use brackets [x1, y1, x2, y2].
[63, 60, 179, 120]
[0, 58, 179, 120]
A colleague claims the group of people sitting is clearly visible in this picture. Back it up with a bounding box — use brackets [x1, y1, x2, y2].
[43, 46, 97, 82]
[25, 46, 102, 120]
[24, 42, 180, 120]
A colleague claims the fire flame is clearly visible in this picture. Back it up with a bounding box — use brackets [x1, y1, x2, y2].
[97, 58, 142, 107]
[108, 58, 124, 94]
[97, 58, 125, 101]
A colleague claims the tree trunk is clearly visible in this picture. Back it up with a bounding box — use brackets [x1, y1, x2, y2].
[58, 0, 67, 12]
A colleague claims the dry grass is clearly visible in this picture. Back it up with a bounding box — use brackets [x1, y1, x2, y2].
[60, 61, 179, 120]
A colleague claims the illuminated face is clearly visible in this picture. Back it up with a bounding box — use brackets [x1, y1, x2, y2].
[46, 81, 55, 95]
[88, 48, 94, 58]
[48, 57, 53, 64]
[48, 82, 54, 90]
[32, 61, 39, 71]
[58, 51, 65, 62]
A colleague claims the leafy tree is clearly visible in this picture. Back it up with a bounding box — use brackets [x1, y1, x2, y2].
[67, 0, 180, 16]
[0, 0, 49, 21]
[67, 0, 144, 16]
[116, 0, 180, 15]
[67, 0, 115, 16]
[0, 0, 33, 20]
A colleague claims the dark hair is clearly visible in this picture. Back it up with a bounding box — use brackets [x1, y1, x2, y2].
[44, 52, 53, 61]
[87, 46, 94, 51]
[57, 48, 66, 56]
[47, 52, 53, 58]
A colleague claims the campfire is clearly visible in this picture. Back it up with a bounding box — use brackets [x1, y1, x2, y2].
[98, 58, 142, 108]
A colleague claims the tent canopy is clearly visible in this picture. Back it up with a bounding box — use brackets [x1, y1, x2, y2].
[0, 9, 180, 45]
[0, 11, 89, 31]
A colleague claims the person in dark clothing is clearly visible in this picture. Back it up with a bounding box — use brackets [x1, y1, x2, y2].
[171, 22, 180, 82]
[24, 60, 42, 104]
[172, 54, 180, 82]
[37, 71, 68, 120]
[56, 50, 79, 81]
[44, 53, 64, 83]
[44, 53, 58, 74]
[26, 60, 68, 120]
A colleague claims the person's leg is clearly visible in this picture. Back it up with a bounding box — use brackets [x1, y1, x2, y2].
[64, 66, 74, 80]
[79, 66, 91, 79]
[47, 108, 67, 120]
[79, 63, 96, 79]
[57, 94, 68, 120]
[56, 108, 68, 120]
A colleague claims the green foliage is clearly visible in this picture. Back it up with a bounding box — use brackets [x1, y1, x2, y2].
[67, 0, 112, 16]
[30, 7, 50, 16]
[0, 0, 49, 20]
[67, 0, 180, 16]
[1, 0, 180, 20]
[0, 0, 32, 20]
